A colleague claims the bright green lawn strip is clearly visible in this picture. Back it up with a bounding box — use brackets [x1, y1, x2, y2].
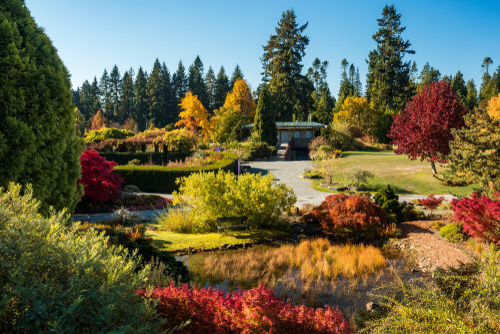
[143, 224, 288, 252]
[309, 150, 475, 196]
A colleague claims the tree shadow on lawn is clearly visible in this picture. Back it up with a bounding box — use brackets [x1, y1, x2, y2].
[245, 167, 270, 176]
[365, 183, 414, 195]
[151, 239, 173, 247]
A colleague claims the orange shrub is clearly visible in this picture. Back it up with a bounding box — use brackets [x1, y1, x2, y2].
[311, 194, 387, 240]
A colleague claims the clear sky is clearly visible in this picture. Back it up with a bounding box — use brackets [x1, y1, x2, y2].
[25, 0, 500, 97]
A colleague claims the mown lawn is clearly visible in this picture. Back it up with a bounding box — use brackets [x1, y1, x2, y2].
[143, 224, 288, 252]
[309, 150, 475, 196]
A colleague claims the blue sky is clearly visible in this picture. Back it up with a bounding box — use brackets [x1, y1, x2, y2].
[26, 0, 500, 97]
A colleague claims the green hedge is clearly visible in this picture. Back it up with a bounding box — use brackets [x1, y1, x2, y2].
[114, 152, 238, 193]
[100, 151, 191, 165]
[84, 128, 135, 144]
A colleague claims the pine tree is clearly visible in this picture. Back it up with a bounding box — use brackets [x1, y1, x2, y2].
[418, 62, 441, 87]
[79, 80, 93, 120]
[336, 59, 355, 111]
[205, 66, 216, 113]
[72, 88, 82, 112]
[307, 58, 329, 96]
[147, 59, 162, 126]
[451, 70, 467, 102]
[355, 67, 363, 97]
[479, 72, 492, 103]
[90, 76, 101, 115]
[410, 61, 418, 83]
[121, 70, 135, 122]
[172, 60, 188, 114]
[0, 0, 85, 214]
[160, 62, 175, 125]
[254, 86, 277, 146]
[215, 66, 230, 110]
[99, 69, 112, 118]
[365, 5, 415, 110]
[480, 66, 500, 105]
[481, 57, 493, 76]
[312, 87, 335, 125]
[261, 9, 310, 121]
[465, 79, 478, 111]
[135, 67, 149, 131]
[188, 56, 208, 108]
[230, 64, 244, 89]
[108, 65, 122, 122]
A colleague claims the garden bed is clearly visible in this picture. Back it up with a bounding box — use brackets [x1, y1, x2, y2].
[75, 194, 171, 214]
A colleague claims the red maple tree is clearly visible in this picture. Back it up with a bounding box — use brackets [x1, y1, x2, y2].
[388, 81, 467, 174]
[79, 149, 124, 202]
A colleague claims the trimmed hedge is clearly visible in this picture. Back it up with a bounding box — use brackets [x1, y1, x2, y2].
[100, 151, 191, 165]
[84, 128, 135, 144]
[114, 152, 238, 193]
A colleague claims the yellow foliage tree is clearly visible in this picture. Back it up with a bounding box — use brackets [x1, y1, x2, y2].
[176, 91, 213, 140]
[333, 96, 378, 135]
[223, 79, 256, 119]
[487, 93, 500, 120]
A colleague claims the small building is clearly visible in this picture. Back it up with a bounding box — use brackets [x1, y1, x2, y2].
[243, 121, 327, 148]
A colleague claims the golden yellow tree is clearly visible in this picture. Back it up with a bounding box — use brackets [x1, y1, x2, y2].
[176, 91, 213, 140]
[223, 79, 256, 119]
[334, 96, 378, 135]
[487, 93, 500, 120]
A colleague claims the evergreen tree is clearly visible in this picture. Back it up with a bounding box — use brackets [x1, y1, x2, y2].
[451, 70, 468, 102]
[261, 9, 310, 121]
[99, 68, 112, 118]
[72, 88, 82, 113]
[0, 0, 85, 214]
[465, 79, 478, 111]
[355, 67, 363, 97]
[312, 87, 335, 125]
[160, 62, 175, 125]
[205, 66, 216, 112]
[348, 64, 356, 89]
[410, 61, 418, 83]
[254, 86, 277, 146]
[336, 59, 355, 111]
[188, 56, 208, 108]
[90, 76, 101, 115]
[481, 57, 493, 76]
[172, 60, 188, 114]
[79, 80, 93, 120]
[147, 59, 162, 126]
[307, 58, 329, 96]
[214, 66, 230, 110]
[418, 62, 441, 86]
[135, 67, 149, 131]
[121, 70, 135, 122]
[480, 66, 500, 105]
[365, 5, 415, 110]
[479, 71, 492, 103]
[108, 65, 122, 122]
[230, 64, 244, 89]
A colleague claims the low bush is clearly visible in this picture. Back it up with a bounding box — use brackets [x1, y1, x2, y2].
[374, 185, 403, 222]
[137, 283, 352, 334]
[0, 184, 165, 332]
[84, 127, 135, 144]
[128, 159, 141, 166]
[440, 223, 466, 242]
[157, 208, 195, 233]
[101, 151, 192, 166]
[430, 220, 446, 230]
[115, 152, 238, 193]
[311, 194, 388, 240]
[241, 141, 275, 160]
[112, 207, 142, 225]
[173, 170, 296, 232]
[451, 192, 500, 245]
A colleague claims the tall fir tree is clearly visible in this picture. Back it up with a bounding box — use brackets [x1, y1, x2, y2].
[451, 70, 468, 103]
[480, 71, 492, 103]
[336, 59, 355, 111]
[79, 80, 93, 120]
[120, 70, 135, 123]
[465, 79, 478, 111]
[230, 64, 244, 89]
[205, 66, 216, 113]
[160, 62, 175, 125]
[147, 59, 162, 126]
[135, 67, 149, 131]
[410, 61, 418, 83]
[214, 66, 230, 110]
[108, 65, 122, 122]
[90, 76, 101, 115]
[99, 68, 112, 118]
[365, 5, 415, 110]
[480, 65, 500, 105]
[0, 0, 85, 214]
[254, 86, 277, 146]
[354, 67, 363, 97]
[261, 9, 310, 121]
[306, 58, 329, 96]
[188, 56, 208, 108]
[72, 88, 82, 113]
[419, 62, 441, 87]
[172, 60, 188, 114]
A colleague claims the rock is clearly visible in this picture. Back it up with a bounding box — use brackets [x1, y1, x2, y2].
[366, 302, 380, 312]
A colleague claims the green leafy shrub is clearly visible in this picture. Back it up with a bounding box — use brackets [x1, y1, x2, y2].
[0, 183, 164, 332]
[430, 220, 446, 230]
[398, 202, 426, 222]
[157, 208, 195, 233]
[242, 141, 275, 160]
[128, 159, 141, 166]
[173, 170, 297, 232]
[84, 127, 135, 144]
[440, 223, 466, 242]
[115, 152, 238, 193]
[101, 151, 191, 165]
[374, 185, 403, 221]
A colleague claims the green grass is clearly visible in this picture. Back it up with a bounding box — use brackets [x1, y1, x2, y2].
[143, 224, 288, 252]
[309, 150, 475, 196]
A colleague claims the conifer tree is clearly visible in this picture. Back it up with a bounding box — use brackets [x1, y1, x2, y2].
[336, 59, 355, 111]
[230, 64, 244, 89]
[121, 71, 135, 122]
[90, 76, 101, 114]
[451, 70, 467, 102]
[172, 60, 188, 114]
[418, 62, 441, 87]
[355, 68, 363, 97]
[262, 9, 310, 121]
[135, 67, 149, 130]
[188, 56, 208, 108]
[147, 59, 162, 126]
[99, 68, 112, 117]
[205, 66, 216, 113]
[480, 66, 500, 105]
[307, 58, 329, 97]
[215, 66, 230, 110]
[312, 88, 335, 125]
[365, 5, 415, 110]
[410, 61, 418, 83]
[79, 80, 93, 120]
[479, 71, 492, 103]
[465, 79, 478, 111]
[0, 0, 85, 214]
[108, 65, 122, 122]
[72, 88, 82, 113]
[254, 86, 277, 146]
[160, 62, 175, 125]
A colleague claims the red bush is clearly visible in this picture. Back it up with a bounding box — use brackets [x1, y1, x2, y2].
[418, 195, 445, 214]
[451, 192, 500, 245]
[311, 194, 387, 239]
[79, 149, 124, 202]
[137, 283, 352, 334]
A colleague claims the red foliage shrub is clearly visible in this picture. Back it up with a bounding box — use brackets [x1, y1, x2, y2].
[311, 194, 387, 239]
[418, 195, 445, 214]
[79, 149, 124, 202]
[451, 192, 500, 245]
[137, 283, 352, 334]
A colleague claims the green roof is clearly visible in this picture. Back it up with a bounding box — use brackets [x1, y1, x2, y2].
[243, 121, 326, 129]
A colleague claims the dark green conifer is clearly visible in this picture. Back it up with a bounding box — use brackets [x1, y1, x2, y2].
[451, 71, 468, 102]
[188, 56, 208, 107]
[135, 67, 149, 130]
[147, 59, 162, 126]
[215, 66, 230, 109]
[108, 65, 122, 122]
[254, 86, 277, 146]
[160, 63, 175, 125]
[90, 76, 101, 114]
[205, 66, 216, 113]
[230, 64, 244, 89]
[121, 71, 135, 122]
[99, 68, 112, 117]
[172, 60, 188, 114]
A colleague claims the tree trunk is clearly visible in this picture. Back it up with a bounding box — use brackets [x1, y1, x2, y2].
[154, 144, 159, 153]
[430, 161, 437, 175]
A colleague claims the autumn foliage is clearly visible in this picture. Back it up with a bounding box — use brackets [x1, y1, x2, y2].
[137, 283, 352, 334]
[310, 194, 387, 239]
[90, 110, 106, 130]
[334, 96, 378, 136]
[176, 91, 213, 140]
[487, 92, 500, 120]
[417, 195, 445, 214]
[389, 81, 467, 164]
[79, 149, 124, 202]
[451, 192, 500, 245]
[223, 78, 256, 119]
